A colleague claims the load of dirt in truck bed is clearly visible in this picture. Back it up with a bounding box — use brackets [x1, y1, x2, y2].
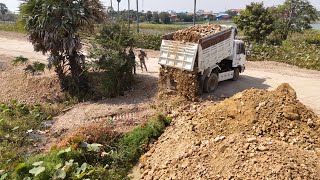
[140, 83, 320, 179]
[158, 24, 225, 101]
[173, 24, 225, 43]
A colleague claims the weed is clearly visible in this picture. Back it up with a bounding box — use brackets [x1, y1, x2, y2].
[12, 56, 29, 66]
[9, 114, 171, 179]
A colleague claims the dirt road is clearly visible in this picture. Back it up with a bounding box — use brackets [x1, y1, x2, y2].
[0, 32, 46, 63]
[0, 31, 319, 114]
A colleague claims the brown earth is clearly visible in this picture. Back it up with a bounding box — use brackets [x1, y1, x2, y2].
[0, 55, 64, 104]
[139, 84, 320, 179]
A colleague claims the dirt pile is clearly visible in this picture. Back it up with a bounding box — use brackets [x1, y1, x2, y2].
[173, 24, 224, 43]
[139, 83, 320, 179]
[158, 66, 200, 101]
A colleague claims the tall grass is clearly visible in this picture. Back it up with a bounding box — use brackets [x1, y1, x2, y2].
[0, 22, 25, 33]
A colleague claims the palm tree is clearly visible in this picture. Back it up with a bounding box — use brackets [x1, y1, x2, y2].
[0, 3, 8, 21]
[117, 0, 121, 13]
[20, 0, 106, 93]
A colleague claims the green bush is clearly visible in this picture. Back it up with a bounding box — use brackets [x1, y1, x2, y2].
[248, 41, 320, 70]
[90, 22, 135, 98]
[133, 33, 162, 50]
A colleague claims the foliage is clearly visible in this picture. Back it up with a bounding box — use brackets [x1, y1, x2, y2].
[90, 22, 135, 98]
[12, 56, 29, 66]
[272, 0, 319, 40]
[0, 22, 25, 33]
[225, 9, 238, 18]
[20, 0, 106, 96]
[0, 3, 8, 18]
[159, 12, 171, 24]
[248, 31, 320, 70]
[133, 33, 162, 50]
[234, 2, 275, 43]
[10, 114, 171, 179]
[177, 13, 194, 22]
[0, 101, 52, 172]
[24, 62, 46, 76]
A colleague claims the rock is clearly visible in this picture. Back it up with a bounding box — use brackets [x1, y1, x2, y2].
[283, 112, 300, 120]
[214, 136, 226, 142]
[247, 137, 258, 143]
[257, 145, 269, 151]
[307, 119, 315, 128]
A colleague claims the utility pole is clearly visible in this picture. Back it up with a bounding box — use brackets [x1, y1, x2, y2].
[136, 0, 139, 33]
[128, 0, 131, 31]
[193, 0, 197, 25]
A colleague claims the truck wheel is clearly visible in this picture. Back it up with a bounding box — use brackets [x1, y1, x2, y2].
[204, 73, 219, 93]
[232, 68, 240, 81]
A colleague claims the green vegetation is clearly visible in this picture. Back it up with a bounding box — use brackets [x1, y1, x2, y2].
[234, 0, 319, 43]
[0, 101, 52, 171]
[234, 2, 275, 43]
[6, 114, 171, 179]
[134, 33, 162, 50]
[24, 62, 46, 75]
[248, 30, 320, 70]
[89, 22, 135, 98]
[0, 22, 25, 33]
[20, 0, 106, 97]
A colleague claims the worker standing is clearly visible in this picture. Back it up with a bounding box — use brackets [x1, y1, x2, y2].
[128, 47, 136, 74]
[138, 49, 148, 72]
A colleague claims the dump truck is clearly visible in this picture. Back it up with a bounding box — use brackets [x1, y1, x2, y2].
[158, 25, 246, 93]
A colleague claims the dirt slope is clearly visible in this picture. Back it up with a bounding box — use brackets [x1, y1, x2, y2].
[139, 84, 320, 179]
[0, 55, 63, 104]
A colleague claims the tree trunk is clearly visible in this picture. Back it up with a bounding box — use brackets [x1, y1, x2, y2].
[69, 52, 88, 92]
[55, 64, 68, 91]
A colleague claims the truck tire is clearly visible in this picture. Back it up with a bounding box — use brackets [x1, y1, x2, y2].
[204, 73, 219, 93]
[232, 68, 240, 81]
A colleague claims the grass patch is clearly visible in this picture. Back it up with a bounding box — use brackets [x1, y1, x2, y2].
[5, 114, 171, 179]
[0, 101, 52, 172]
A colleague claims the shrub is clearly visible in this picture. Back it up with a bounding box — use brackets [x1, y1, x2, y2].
[248, 41, 320, 70]
[12, 56, 29, 66]
[90, 22, 135, 98]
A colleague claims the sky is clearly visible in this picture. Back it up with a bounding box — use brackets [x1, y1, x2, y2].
[1, 0, 320, 13]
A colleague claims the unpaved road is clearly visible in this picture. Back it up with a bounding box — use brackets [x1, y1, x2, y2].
[0, 32, 46, 63]
[0, 31, 319, 114]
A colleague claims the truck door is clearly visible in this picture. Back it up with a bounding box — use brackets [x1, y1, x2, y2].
[233, 41, 246, 68]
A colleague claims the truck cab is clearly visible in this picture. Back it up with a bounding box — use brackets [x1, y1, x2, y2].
[232, 40, 246, 73]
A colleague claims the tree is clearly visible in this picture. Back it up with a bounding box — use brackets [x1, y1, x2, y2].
[159, 12, 171, 24]
[146, 11, 152, 22]
[177, 13, 193, 22]
[234, 2, 275, 43]
[225, 10, 238, 18]
[20, 0, 106, 95]
[90, 23, 135, 97]
[0, 3, 8, 21]
[152, 11, 160, 23]
[273, 0, 318, 40]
